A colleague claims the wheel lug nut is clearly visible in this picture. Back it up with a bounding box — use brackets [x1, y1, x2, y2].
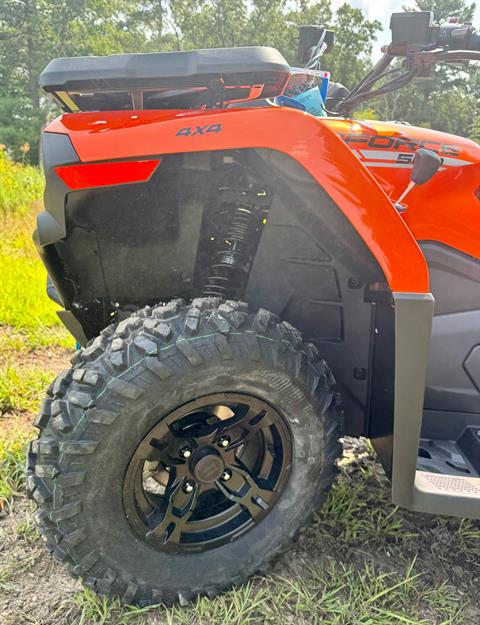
[220, 470, 232, 482]
[218, 437, 230, 448]
[183, 480, 195, 493]
[179, 446, 192, 459]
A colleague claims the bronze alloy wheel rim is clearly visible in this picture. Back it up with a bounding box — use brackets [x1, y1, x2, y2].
[123, 393, 292, 552]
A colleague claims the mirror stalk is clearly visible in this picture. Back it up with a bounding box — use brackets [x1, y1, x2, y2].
[397, 181, 417, 205]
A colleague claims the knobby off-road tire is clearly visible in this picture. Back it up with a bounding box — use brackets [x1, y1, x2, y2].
[27, 299, 342, 605]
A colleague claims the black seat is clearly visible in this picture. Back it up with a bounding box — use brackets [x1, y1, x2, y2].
[40, 47, 291, 112]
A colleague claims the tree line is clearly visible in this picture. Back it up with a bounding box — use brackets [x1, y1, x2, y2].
[0, 0, 478, 162]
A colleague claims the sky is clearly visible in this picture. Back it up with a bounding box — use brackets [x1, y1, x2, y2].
[331, 0, 480, 58]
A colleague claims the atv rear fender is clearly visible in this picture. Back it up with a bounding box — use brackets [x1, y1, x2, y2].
[41, 108, 428, 293]
[36, 107, 478, 518]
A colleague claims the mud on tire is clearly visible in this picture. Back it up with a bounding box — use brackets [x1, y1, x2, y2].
[27, 299, 342, 605]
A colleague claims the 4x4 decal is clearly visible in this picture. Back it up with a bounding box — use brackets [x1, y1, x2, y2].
[176, 123, 223, 137]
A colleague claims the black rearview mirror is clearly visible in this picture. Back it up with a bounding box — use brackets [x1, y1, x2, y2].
[411, 148, 443, 185]
[297, 26, 334, 65]
[396, 147, 443, 207]
[390, 11, 433, 46]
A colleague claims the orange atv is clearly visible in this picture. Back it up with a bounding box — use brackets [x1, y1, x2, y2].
[28, 10, 480, 605]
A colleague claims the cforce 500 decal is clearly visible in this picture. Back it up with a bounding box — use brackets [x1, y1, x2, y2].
[340, 133, 473, 169]
[340, 133, 461, 157]
[176, 123, 223, 137]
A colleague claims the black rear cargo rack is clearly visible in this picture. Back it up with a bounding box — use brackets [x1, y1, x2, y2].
[40, 47, 291, 112]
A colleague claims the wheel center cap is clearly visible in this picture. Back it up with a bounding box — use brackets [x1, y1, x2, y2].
[193, 453, 225, 484]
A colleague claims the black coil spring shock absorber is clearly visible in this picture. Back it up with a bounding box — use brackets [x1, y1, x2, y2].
[203, 202, 255, 298]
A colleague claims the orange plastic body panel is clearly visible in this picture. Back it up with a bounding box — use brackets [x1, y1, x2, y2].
[324, 119, 480, 260]
[45, 107, 429, 293]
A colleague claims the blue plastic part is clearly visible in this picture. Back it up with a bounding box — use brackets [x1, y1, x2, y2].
[275, 95, 306, 111]
[319, 75, 329, 102]
[292, 86, 326, 117]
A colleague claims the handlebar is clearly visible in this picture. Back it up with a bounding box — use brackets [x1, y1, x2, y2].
[332, 12, 479, 116]
[297, 10, 478, 116]
[429, 49, 480, 62]
[432, 22, 480, 51]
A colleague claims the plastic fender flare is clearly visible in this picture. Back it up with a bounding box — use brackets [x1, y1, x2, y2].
[45, 107, 429, 293]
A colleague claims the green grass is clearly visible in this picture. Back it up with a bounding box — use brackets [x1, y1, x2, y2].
[0, 421, 33, 509]
[0, 363, 53, 414]
[0, 325, 72, 354]
[0, 152, 69, 349]
[0, 148, 43, 218]
[15, 514, 40, 544]
[0, 198, 71, 350]
[457, 519, 480, 564]
[68, 561, 464, 625]
[0, 250, 60, 328]
[0, 217, 62, 330]
[0, 159, 69, 510]
[0, 552, 35, 591]
[316, 464, 417, 547]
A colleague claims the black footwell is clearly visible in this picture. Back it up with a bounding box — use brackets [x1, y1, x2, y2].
[418, 426, 480, 477]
